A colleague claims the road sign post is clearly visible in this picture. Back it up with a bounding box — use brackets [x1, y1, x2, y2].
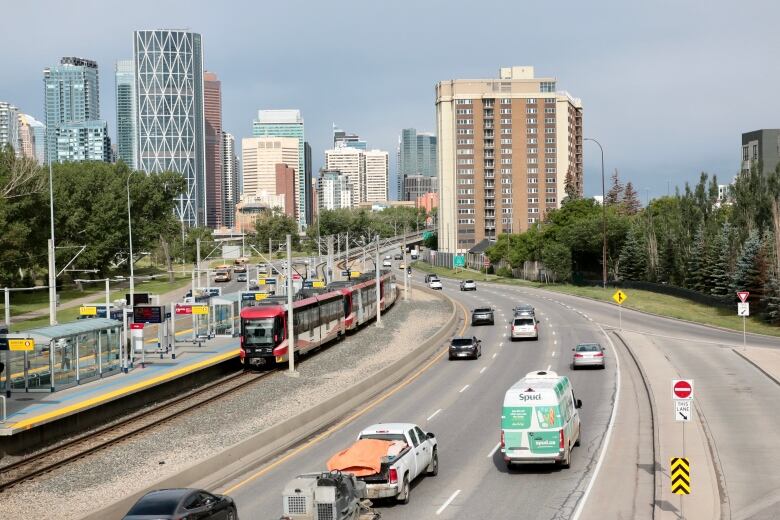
[612, 290, 627, 330]
[737, 291, 749, 348]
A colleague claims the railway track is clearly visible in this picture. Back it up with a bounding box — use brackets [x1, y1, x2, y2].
[0, 369, 271, 492]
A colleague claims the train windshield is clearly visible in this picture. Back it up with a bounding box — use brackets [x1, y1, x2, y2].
[244, 318, 276, 346]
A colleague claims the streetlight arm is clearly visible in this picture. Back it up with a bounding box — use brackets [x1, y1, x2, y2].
[584, 137, 607, 288]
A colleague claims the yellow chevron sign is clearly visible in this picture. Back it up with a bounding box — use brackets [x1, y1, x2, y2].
[671, 457, 690, 495]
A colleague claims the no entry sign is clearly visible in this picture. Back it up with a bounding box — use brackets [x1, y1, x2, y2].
[672, 379, 694, 400]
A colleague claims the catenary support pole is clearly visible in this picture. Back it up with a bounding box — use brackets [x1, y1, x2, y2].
[4, 288, 10, 397]
[286, 234, 297, 376]
[375, 235, 382, 328]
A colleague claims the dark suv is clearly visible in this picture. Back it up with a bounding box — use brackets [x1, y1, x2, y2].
[449, 336, 482, 360]
[471, 307, 495, 325]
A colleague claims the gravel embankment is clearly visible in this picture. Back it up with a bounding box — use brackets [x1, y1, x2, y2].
[0, 290, 450, 520]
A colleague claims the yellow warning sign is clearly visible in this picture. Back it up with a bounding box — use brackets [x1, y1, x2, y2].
[612, 289, 628, 305]
[254, 293, 268, 301]
[671, 457, 690, 495]
[79, 306, 98, 316]
[191, 305, 209, 315]
[9, 338, 35, 351]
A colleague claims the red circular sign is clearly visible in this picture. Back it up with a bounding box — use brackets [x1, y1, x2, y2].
[673, 380, 692, 399]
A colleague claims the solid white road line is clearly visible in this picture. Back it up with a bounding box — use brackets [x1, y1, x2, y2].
[487, 442, 501, 458]
[479, 366, 487, 374]
[492, 353, 497, 359]
[427, 409, 442, 421]
[459, 384, 470, 393]
[570, 323, 622, 520]
[436, 489, 462, 515]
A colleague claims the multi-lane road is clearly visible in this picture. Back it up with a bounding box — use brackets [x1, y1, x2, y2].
[184, 265, 780, 519]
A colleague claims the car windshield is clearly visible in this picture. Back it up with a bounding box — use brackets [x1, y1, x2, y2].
[464, 280, 474, 284]
[576, 344, 601, 352]
[451, 338, 474, 346]
[126, 493, 182, 515]
[473, 307, 491, 313]
[360, 433, 406, 442]
[514, 318, 534, 326]
[244, 318, 275, 346]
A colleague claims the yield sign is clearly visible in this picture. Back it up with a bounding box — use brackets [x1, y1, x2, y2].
[737, 291, 749, 303]
[672, 379, 693, 400]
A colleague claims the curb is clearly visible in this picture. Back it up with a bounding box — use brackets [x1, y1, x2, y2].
[83, 285, 460, 520]
[732, 348, 780, 387]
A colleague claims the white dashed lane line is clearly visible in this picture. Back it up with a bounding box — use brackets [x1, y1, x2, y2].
[479, 367, 487, 374]
[427, 409, 442, 421]
[437, 490, 462, 516]
[487, 442, 501, 458]
[459, 384, 470, 393]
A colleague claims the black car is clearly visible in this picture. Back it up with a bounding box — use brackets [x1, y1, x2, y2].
[513, 304, 535, 317]
[123, 488, 238, 520]
[471, 307, 495, 325]
[449, 336, 482, 360]
[394, 253, 403, 260]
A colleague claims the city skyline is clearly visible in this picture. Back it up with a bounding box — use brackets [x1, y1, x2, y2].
[3, 1, 776, 200]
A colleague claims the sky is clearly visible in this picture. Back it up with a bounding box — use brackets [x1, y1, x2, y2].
[2, 0, 780, 201]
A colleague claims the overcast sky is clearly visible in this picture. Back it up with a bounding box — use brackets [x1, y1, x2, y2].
[2, 0, 779, 200]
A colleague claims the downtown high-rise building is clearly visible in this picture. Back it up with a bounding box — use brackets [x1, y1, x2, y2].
[17, 114, 45, 164]
[222, 131, 239, 229]
[333, 125, 367, 150]
[364, 150, 389, 202]
[317, 169, 352, 211]
[134, 29, 205, 227]
[436, 66, 583, 252]
[403, 174, 439, 202]
[203, 71, 224, 228]
[397, 128, 437, 200]
[304, 142, 313, 226]
[241, 136, 299, 216]
[252, 110, 306, 228]
[0, 102, 20, 155]
[43, 57, 110, 164]
[115, 59, 137, 169]
[324, 147, 389, 206]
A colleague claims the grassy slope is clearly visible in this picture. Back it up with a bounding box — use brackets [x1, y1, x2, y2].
[414, 262, 780, 337]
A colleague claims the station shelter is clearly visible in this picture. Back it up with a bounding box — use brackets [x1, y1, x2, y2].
[211, 294, 241, 337]
[2, 318, 122, 393]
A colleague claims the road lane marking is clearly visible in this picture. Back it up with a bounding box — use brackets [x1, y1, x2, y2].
[492, 353, 497, 359]
[479, 366, 486, 374]
[552, 351, 556, 357]
[552, 330, 556, 335]
[459, 384, 470, 393]
[427, 409, 442, 421]
[546, 364, 551, 371]
[437, 489, 461, 515]
[487, 442, 501, 458]
[554, 340, 558, 345]
[220, 294, 471, 495]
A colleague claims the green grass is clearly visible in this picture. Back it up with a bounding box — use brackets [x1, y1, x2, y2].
[4, 275, 192, 332]
[414, 262, 780, 337]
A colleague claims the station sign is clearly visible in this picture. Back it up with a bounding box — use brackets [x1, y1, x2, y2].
[302, 280, 313, 289]
[350, 271, 361, 278]
[175, 304, 192, 315]
[133, 305, 165, 324]
[312, 280, 326, 288]
[191, 305, 209, 315]
[258, 278, 277, 285]
[126, 292, 150, 306]
[341, 270, 350, 277]
[8, 338, 35, 351]
[79, 306, 98, 316]
[241, 292, 269, 301]
[130, 323, 145, 330]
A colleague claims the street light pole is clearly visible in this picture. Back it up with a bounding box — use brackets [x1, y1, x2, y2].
[48, 161, 57, 325]
[584, 138, 607, 289]
[126, 172, 136, 305]
[285, 234, 298, 377]
[375, 235, 382, 328]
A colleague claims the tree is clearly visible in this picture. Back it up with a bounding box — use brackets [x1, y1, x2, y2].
[618, 225, 647, 281]
[541, 241, 572, 283]
[763, 272, 780, 324]
[732, 229, 764, 302]
[423, 232, 438, 250]
[254, 211, 300, 252]
[685, 225, 707, 291]
[623, 182, 641, 215]
[563, 168, 579, 202]
[606, 169, 624, 205]
[708, 223, 733, 298]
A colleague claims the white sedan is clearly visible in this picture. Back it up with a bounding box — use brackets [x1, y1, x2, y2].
[429, 279, 443, 290]
[382, 260, 392, 268]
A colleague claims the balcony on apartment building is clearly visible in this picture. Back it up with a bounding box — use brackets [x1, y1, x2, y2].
[484, 140, 494, 149]
[484, 180, 495, 188]
[483, 99, 494, 108]
[484, 130, 494, 139]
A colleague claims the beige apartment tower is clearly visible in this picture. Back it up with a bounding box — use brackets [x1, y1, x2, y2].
[241, 136, 299, 202]
[436, 66, 583, 253]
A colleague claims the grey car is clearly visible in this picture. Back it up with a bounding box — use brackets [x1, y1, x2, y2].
[449, 336, 482, 360]
[123, 488, 238, 520]
[572, 343, 605, 369]
[471, 307, 495, 325]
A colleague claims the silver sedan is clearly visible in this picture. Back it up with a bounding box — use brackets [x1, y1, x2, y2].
[572, 343, 605, 369]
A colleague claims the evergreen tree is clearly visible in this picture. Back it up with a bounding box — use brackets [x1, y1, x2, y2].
[685, 226, 707, 291]
[606, 169, 624, 205]
[563, 168, 579, 202]
[732, 229, 763, 300]
[763, 272, 780, 324]
[623, 181, 642, 215]
[709, 223, 733, 298]
[618, 226, 647, 281]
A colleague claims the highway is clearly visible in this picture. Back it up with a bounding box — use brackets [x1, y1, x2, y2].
[215, 268, 620, 518]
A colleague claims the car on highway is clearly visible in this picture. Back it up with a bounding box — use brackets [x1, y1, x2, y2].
[428, 277, 443, 290]
[394, 253, 403, 260]
[513, 304, 535, 317]
[382, 259, 392, 268]
[424, 273, 436, 284]
[257, 263, 267, 274]
[460, 279, 477, 291]
[510, 315, 538, 340]
[501, 370, 582, 469]
[384, 255, 392, 260]
[449, 336, 482, 359]
[122, 488, 238, 520]
[237, 273, 247, 282]
[399, 263, 406, 270]
[572, 343, 605, 369]
[471, 307, 495, 325]
[327, 423, 438, 504]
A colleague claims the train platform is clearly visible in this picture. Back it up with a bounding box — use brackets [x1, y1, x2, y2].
[0, 336, 239, 437]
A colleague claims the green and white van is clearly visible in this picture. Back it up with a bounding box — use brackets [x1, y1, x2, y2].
[500, 370, 582, 468]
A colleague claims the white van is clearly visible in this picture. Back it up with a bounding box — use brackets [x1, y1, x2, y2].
[500, 370, 582, 468]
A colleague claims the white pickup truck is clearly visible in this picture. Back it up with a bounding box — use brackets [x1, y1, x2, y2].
[333, 423, 438, 504]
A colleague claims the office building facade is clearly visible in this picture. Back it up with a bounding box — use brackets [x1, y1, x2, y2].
[54, 121, 111, 162]
[275, 163, 296, 218]
[333, 125, 367, 150]
[364, 149, 389, 202]
[403, 174, 438, 202]
[741, 129, 780, 175]
[304, 141, 313, 225]
[325, 146, 364, 206]
[436, 66, 583, 252]
[17, 113, 45, 163]
[134, 29, 205, 226]
[317, 169, 352, 210]
[222, 131, 238, 229]
[115, 60, 137, 169]
[397, 128, 437, 200]
[203, 71, 224, 228]
[0, 102, 20, 155]
[241, 136, 299, 204]
[252, 110, 306, 228]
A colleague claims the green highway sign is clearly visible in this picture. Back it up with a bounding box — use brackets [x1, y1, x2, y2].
[453, 255, 466, 268]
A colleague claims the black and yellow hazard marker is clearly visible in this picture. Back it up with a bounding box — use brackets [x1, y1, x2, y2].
[671, 457, 690, 495]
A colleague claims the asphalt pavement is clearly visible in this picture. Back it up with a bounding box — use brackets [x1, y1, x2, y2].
[214, 269, 620, 519]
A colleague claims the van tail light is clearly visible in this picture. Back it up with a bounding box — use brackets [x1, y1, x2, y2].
[559, 429, 565, 450]
[389, 468, 398, 484]
[594, 352, 604, 357]
[500, 430, 505, 449]
[574, 353, 583, 358]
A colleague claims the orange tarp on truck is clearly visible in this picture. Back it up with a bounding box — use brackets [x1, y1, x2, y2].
[327, 439, 394, 477]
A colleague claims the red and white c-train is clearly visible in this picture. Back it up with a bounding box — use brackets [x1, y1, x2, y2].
[239, 272, 398, 367]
